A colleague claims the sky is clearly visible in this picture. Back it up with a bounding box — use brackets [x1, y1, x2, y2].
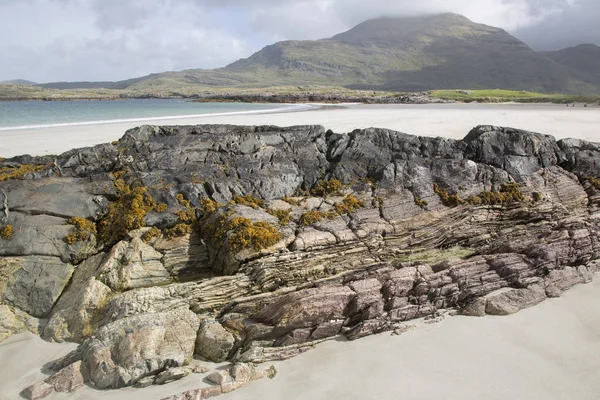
[0, 0, 598, 83]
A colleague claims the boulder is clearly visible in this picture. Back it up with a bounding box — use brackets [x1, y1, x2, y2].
[195, 319, 236, 362]
[21, 361, 87, 400]
[485, 284, 547, 315]
[206, 370, 233, 386]
[255, 286, 355, 331]
[20, 382, 54, 400]
[545, 267, 588, 298]
[44, 253, 113, 342]
[0, 256, 74, 318]
[81, 309, 199, 389]
[44, 360, 87, 393]
[99, 237, 171, 291]
[155, 367, 190, 385]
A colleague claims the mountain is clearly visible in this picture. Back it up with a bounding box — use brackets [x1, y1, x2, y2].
[543, 44, 600, 86]
[32, 13, 600, 94]
[1, 79, 37, 86]
[219, 13, 593, 93]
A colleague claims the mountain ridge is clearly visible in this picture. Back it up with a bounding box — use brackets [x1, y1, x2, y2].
[16, 13, 600, 94]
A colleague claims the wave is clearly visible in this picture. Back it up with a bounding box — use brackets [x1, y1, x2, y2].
[0, 104, 315, 131]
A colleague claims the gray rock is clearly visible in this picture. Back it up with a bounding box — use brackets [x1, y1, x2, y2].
[44, 253, 113, 342]
[195, 319, 236, 363]
[2, 123, 600, 397]
[155, 367, 190, 385]
[20, 381, 54, 400]
[545, 267, 588, 298]
[44, 360, 87, 393]
[81, 309, 199, 389]
[485, 284, 547, 315]
[99, 237, 171, 291]
[206, 370, 233, 385]
[0, 177, 107, 219]
[461, 297, 487, 317]
[1, 256, 74, 318]
[255, 286, 355, 331]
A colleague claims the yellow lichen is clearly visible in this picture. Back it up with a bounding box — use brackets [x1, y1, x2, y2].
[433, 184, 464, 207]
[141, 227, 161, 243]
[333, 194, 365, 215]
[0, 164, 47, 182]
[299, 210, 335, 226]
[310, 179, 343, 197]
[97, 173, 157, 244]
[200, 198, 224, 214]
[414, 196, 429, 209]
[282, 197, 301, 206]
[467, 183, 525, 206]
[163, 223, 193, 239]
[154, 203, 168, 213]
[231, 194, 265, 209]
[267, 209, 292, 226]
[0, 225, 13, 240]
[176, 193, 191, 209]
[65, 217, 97, 244]
[226, 218, 283, 252]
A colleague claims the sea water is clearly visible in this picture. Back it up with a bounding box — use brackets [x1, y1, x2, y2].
[0, 99, 305, 130]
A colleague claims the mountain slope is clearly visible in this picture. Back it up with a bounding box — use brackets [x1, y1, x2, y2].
[543, 44, 600, 86]
[219, 13, 593, 93]
[1, 79, 37, 86]
[32, 13, 600, 94]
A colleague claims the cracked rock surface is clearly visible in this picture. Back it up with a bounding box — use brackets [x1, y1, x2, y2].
[1, 123, 599, 396]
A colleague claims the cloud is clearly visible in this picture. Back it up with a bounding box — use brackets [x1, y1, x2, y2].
[513, 0, 600, 50]
[0, 0, 596, 82]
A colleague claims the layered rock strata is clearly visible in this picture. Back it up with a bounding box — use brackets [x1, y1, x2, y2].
[0, 123, 599, 397]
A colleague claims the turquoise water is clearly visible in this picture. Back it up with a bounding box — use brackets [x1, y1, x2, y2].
[0, 100, 301, 130]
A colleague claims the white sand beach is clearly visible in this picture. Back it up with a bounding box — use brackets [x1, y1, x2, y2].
[1, 278, 599, 400]
[0, 103, 598, 158]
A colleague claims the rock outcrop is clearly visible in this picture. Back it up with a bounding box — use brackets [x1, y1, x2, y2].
[1, 123, 599, 397]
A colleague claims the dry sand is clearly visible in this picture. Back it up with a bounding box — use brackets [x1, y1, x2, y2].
[1, 279, 599, 400]
[0, 103, 598, 158]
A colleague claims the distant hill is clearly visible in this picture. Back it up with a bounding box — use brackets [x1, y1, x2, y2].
[30, 13, 600, 94]
[543, 44, 600, 86]
[1, 79, 37, 86]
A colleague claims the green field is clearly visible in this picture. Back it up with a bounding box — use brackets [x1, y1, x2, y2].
[430, 89, 600, 104]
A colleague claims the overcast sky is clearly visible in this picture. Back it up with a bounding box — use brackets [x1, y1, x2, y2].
[0, 0, 597, 83]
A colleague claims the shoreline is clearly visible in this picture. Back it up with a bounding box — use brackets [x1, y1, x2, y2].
[0, 103, 315, 132]
[1, 102, 598, 158]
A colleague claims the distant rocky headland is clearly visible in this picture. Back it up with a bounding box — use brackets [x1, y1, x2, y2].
[1, 124, 599, 399]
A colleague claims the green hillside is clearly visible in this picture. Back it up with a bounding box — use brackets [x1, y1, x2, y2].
[117, 13, 595, 94]
[543, 44, 600, 86]
[5, 13, 600, 95]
